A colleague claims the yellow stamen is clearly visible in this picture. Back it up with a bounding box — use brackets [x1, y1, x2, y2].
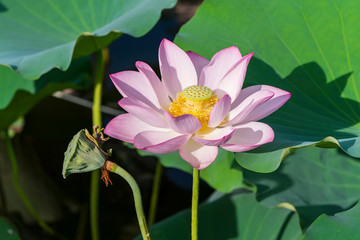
[168, 85, 219, 127]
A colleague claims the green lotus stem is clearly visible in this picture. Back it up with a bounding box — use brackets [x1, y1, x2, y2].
[0, 194, 4, 215]
[4, 131, 55, 235]
[192, 168, 199, 240]
[105, 161, 150, 240]
[0, 168, 5, 215]
[148, 161, 163, 226]
[90, 48, 106, 240]
[75, 204, 88, 240]
[90, 170, 100, 240]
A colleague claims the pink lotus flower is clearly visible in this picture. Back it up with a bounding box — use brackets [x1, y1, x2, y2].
[104, 39, 290, 169]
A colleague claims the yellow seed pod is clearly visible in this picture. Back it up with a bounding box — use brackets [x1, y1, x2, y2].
[182, 85, 213, 101]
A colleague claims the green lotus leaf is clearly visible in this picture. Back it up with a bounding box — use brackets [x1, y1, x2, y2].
[135, 193, 302, 240]
[175, 0, 360, 172]
[302, 200, 360, 240]
[244, 146, 360, 227]
[0, 0, 175, 109]
[0, 0, 175, 79]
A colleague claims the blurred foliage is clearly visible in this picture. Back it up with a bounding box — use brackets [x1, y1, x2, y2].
[0, 217, 21, 240]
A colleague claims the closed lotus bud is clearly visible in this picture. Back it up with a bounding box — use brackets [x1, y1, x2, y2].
[62, 129, 106, 178]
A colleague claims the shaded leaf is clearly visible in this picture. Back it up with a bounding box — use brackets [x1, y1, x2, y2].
[0, 57, 91, 130]
[302, 201, 360, 240]
[244, 146, 360, 227]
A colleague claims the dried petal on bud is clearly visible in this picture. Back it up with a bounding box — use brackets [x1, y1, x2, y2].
[101, 167, 113, 187]
[62, 129, 106, 178]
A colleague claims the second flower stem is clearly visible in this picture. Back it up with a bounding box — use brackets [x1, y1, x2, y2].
[90, 48, 105, 240]
[90, 170, 100, 240]
[148, 161, 163, 226]
[192, 168, 199, 240]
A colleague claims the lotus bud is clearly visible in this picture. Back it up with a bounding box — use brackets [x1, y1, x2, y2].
[62, 129, 107, 178]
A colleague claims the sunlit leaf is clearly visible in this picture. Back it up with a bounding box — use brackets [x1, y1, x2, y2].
[175, 0, 360, 172]
[0, 0, 175, 79]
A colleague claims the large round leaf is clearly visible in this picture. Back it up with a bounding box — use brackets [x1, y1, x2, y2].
[0, 0, 175, 111]
[174, 0, 360, 172]
[0, 0, 175, 80]
[244, 146, 360, 227]
[135, 193, 302, 240]
[302, 200, 360, 240]
[139, 148, 254, 193]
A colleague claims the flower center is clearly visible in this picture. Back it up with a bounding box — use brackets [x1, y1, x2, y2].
[182, 85, 213, 100]
[168, 85, 219, 127]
